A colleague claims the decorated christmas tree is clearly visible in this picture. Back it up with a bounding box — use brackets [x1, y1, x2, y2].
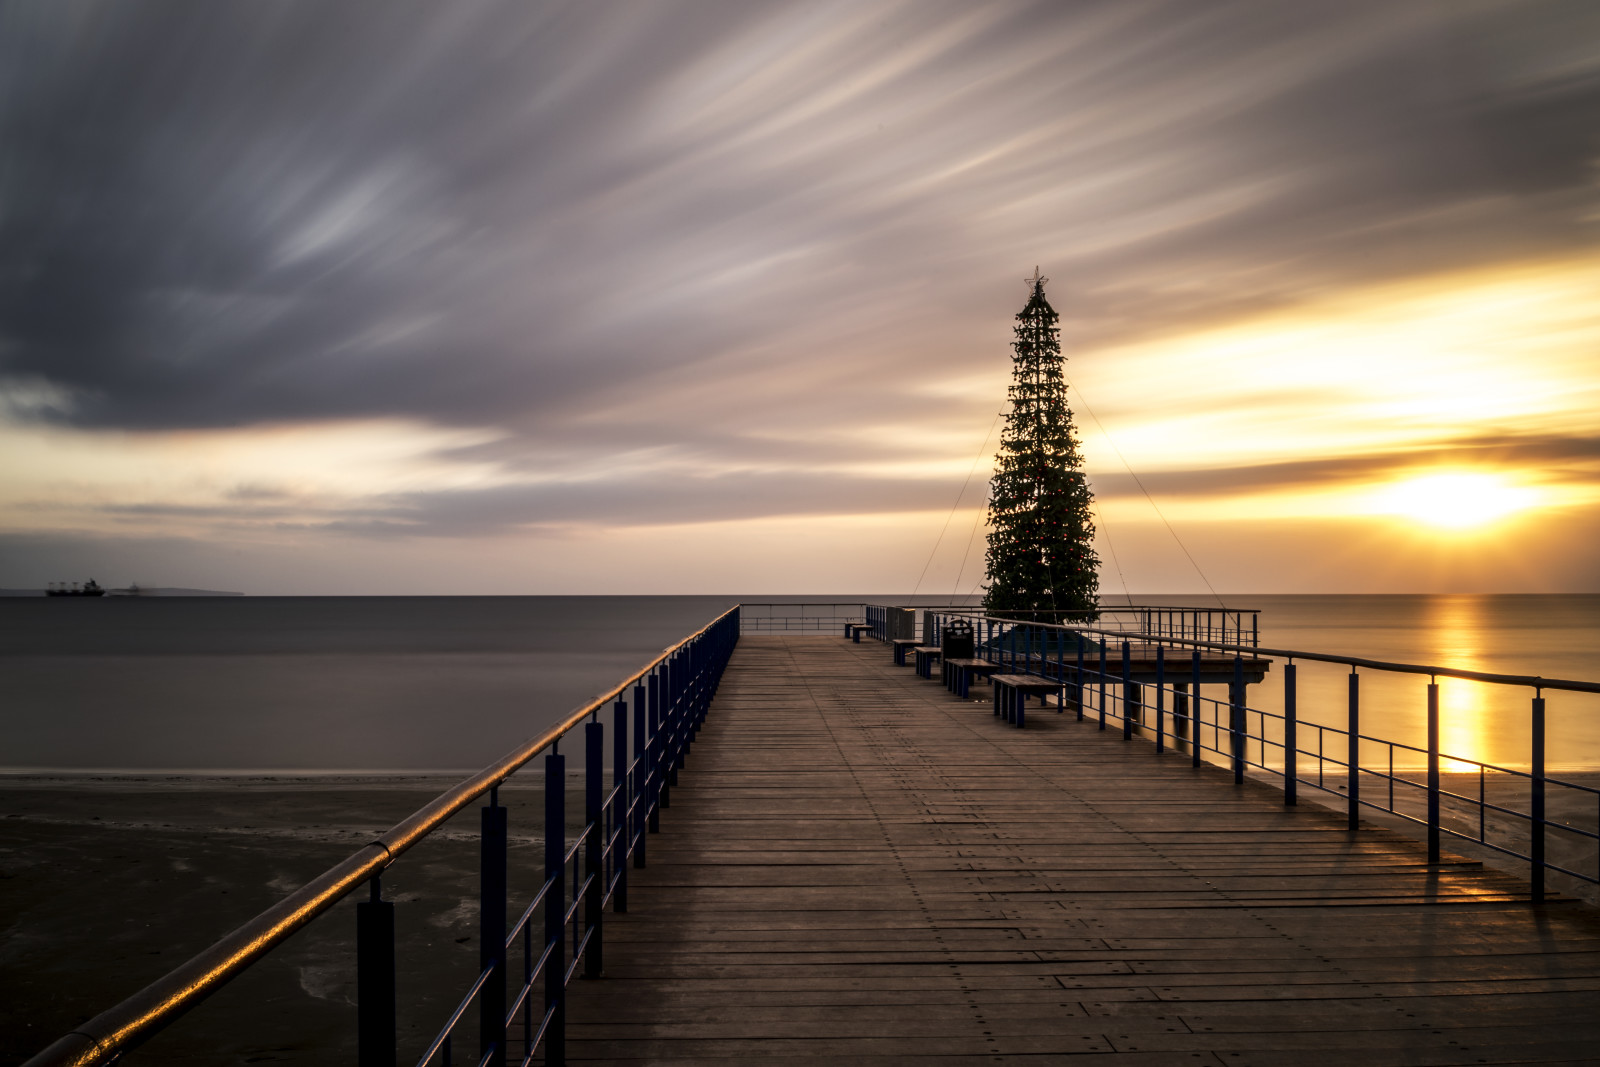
[983, 270, 1099, 620]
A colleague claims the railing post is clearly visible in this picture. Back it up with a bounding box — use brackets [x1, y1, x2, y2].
[647, 672, 661, 830]
[481, 786, 507, 1067]
[633, 686, 648, 867]
[1121, 640, 1133, 740]
[356, 874, 396, 1067]
[1283, 662, 1297, 806]
[544, 753, 566, 1067]
[1426, 682, 1440, 864]
[1347, 670, 1360, 831]
[1191, 651, 1202, 768]
[1074, 637, 1084, 721]
[1231, 655, 1245, 784]
[1155, 646, 1165, 754]
[585, 720, 604, 978]
[612, 698, 629, 911]
[1097, 643, 1107, 731]
[1532, 693, 1546, 903]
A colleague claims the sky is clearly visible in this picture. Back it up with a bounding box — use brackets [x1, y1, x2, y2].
[2, 1, 1597, 595]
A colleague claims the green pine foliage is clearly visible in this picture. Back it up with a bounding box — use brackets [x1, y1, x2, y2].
[983, 275, 1099, 621]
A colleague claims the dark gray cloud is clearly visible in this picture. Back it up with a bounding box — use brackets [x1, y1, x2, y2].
[2, 0, 1595, 457]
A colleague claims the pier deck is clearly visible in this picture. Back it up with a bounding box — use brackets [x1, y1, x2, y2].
[566, 636, 1600, 1065]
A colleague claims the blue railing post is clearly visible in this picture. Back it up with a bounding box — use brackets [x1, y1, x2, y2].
[356, 875, 395, 1067]
[647, 673, 661, 829]
[1347, 670, 1361, 831]
[585, 720, 604, 978]
[1231, 655, 1245, 784]
[612, 698, 628, 911]
[1426, 682, 1440, 864]
[1191, 651, 1202, 768]
[632, 687, 648, 868]
[1097, 643, 1108, 731]
[1155, 646, 1166, 754]
[543, 753, 566, 1067]
[1283, 662, 1297, 806]
[1121, 640, 1133, 741]
[1074, 638, 1084, 721]
[480, 786, 507, 1067]
[1532, 693, 1546, 903]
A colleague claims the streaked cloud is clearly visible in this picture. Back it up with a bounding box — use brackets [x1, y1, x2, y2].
[1, 1, 1596, 591]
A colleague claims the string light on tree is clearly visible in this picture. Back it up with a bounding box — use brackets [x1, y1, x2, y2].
[982, 268, 1099, 621]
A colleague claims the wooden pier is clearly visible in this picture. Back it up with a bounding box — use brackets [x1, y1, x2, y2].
[565, 635, 1600, 1065]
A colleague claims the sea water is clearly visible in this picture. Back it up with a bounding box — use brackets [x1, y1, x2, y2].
[2, 594, 1596, 773]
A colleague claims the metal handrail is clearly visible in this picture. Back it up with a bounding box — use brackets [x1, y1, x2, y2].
[934, 608, 1600, 898]
[952, 611, 1600, 695]
[24, 605, 742, 1067]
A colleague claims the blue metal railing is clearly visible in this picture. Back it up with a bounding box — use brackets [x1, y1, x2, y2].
[925, 609, 1600, 901]
[25, 607, 741, 1067]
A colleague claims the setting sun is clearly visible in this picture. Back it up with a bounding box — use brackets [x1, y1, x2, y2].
[1370, 473, 1542, 530]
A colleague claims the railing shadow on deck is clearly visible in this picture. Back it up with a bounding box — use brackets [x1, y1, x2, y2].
[921, 607, 1600, 904]
[24, 608, 741, 1067]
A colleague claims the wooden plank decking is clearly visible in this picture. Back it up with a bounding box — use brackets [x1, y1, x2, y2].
[565, 636, 1600, 1065]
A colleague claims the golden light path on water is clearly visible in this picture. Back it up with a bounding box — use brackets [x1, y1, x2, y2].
[1431, 595, 1492, 773]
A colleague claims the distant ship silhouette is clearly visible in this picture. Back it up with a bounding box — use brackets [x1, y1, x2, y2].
[46, 579, 105, 597]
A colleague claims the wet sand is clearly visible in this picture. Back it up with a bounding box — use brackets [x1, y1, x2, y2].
[0, 774, 555, 1066]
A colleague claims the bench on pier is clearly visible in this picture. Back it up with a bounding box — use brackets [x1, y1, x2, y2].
[991, 673, 1064, 728]
[943, 657, 1001, 698]
[842, 622, 875, 642]
[891, 638, 921, 666]
[912, 645, 943, 678]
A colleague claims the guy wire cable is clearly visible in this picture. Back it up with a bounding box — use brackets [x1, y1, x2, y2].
[910, 409, 1004, 603]
[1064, 371, 1227, 609]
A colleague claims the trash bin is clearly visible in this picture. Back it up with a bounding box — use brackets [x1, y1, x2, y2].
[940, 618, 975, 660]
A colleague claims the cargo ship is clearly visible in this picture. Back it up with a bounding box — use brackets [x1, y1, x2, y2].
[46, 579, 106, 597]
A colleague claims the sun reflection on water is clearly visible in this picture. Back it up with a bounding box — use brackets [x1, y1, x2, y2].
[1430, 595, 1491, 772]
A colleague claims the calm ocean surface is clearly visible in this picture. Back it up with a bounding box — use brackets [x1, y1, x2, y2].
[2, 594, 1597, 773]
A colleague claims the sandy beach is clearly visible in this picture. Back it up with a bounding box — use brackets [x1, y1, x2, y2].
[0, 774, 558, 1065]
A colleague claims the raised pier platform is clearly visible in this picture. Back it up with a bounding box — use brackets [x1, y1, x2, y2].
[566, 635, 1600, 1064]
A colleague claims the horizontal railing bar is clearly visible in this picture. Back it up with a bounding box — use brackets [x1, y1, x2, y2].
[26, 605, 739, 1067]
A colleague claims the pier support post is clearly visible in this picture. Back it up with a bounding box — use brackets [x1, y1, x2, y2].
[481, 787, 507, 1067]
[356, 875, 395, 1067]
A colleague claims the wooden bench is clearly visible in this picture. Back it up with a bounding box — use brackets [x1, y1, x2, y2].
[991, 673, 1064, 728]
[911, 645, 942, 678]
[943, 657, 1000, 699]
[842, 622, 875, 642]
[890, 638, 921, 666]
